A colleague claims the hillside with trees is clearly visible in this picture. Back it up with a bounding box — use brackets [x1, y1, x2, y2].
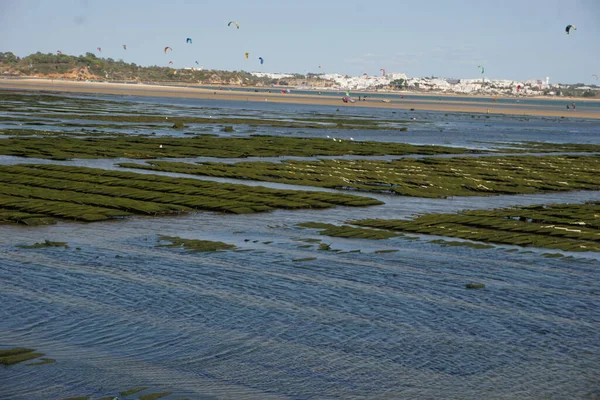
[0, 51, 306, 87]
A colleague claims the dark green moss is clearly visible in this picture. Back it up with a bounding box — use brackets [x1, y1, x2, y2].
[0, 133, 481, 160]
[499, 141, 600, 153]
[354, 202, 600, 252]
[26, 358, 56, 366]
[139, 392, 173, 400]
[157, 235, 236, 252]
[119, 387, 148, 396]
[318, 243, 332, 251]
[19, 240, 69, 249]
[466, 283, 486, 289]
[298, 222, 400, 240]
[0, 348, 45, 366]
[0, 164, 381, 225]
[121, 154, 600, 198]
[542, 253, 564, 258]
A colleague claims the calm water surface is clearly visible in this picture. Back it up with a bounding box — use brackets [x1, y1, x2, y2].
[1, 93, 599, 399]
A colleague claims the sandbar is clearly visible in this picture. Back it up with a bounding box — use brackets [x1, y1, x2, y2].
[1, 78, 599, 119]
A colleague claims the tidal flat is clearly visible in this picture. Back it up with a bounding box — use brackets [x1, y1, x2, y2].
[0, 164, 381, 225]
[352, 202, 600, 252]
[1, 91, 599, 399]
[0, 133, 484, 160]
[121, 154, 600, 197]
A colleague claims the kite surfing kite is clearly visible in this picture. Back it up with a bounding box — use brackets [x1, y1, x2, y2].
[258, 57, 264, 64]
[245, 52, 249, 59]
[164, 46, 173, 54]
[363, 73, 369, 77]
[380, 69, 386, 76]
[228, 21, 239, 29]
[57, 50, 62, 55]
[186, 38, 192, 44]
[97, 47, 102, 53]
[565, 25, 576, 34]
[593, 74, 598, 80]
[478, 65, 484, 74]
[123, 44, 127, 50]
[195, 61, 199, 65]
[517, 84, 521, 92]
[168, 61, 173, 65]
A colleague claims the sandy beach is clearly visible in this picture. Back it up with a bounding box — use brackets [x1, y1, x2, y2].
[2, 78, 599, 119]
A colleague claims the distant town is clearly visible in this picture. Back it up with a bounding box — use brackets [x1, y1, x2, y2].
[250, 71, 599, 98]
[1, 51, 598, 98]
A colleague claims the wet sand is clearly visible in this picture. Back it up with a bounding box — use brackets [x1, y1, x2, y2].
[2, 78, 599, 119]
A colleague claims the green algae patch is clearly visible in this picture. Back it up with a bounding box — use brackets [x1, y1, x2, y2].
[0, 348, 45, 366]
[122, 154, 600, 198]
[19, 239, 69, 249]
[298, 222, 401, 240]
[542, 253, 564, 258]
[139, 392, 172, 400]
[26, 358, 56, 366]
[0, 209, 57, 226]
[120, 387, 148, 396]
[466, 283, 486, 289]
[62, 397, 89, 400]
[353, 201, 600, 253]
[298, 238, 322, 243]
[293, 257, 317, 262]
[157, 235, 236, 252]
[319, 243, 332, 251]
[500, 141, 600, 153]
[1, 133, 481, 160]
[0, 164, 381, 225]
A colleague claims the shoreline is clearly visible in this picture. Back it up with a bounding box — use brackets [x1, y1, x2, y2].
[2, 78, 599, 119]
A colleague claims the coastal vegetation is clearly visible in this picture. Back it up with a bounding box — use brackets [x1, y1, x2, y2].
[297, 222, 401, 240]
[0, 134, 480, 160]
[0, 348, 47, 366]
[156, 235, 236, 252]
[0, 51, 325, 88]
[18, 240, 69, 249]
[0, 164, 382, 225]
[352, 202, 600, 252]
[121, 154, 600, 197]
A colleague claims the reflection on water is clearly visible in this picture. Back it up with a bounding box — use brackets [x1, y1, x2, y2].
[1, 93, 599, 399]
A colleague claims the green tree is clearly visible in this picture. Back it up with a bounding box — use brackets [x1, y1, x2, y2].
[0, 52, 20, 64]
[391, 78, 406, 89]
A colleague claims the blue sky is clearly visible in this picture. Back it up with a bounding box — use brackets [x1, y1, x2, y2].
[1, 0, 599, 84]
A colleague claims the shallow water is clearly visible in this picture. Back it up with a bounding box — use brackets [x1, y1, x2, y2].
[3, 91, 600, 149]
[1, 92, 599, 399]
